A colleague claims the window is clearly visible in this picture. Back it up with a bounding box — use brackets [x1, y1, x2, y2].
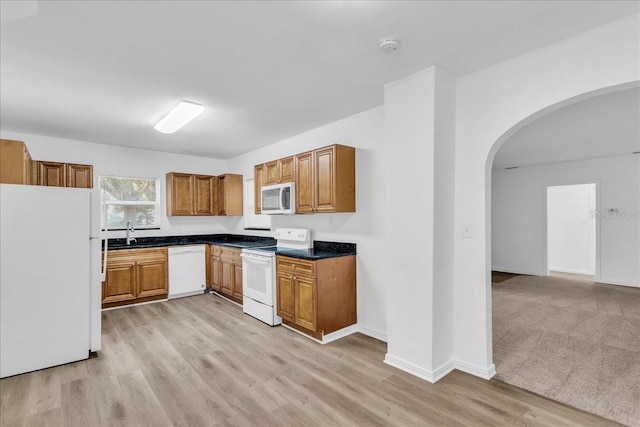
[99, 176, 160, 229]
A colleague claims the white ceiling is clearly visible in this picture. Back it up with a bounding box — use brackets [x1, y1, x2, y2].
[493, 87, 640, 170]
[1, 1, 638, 159]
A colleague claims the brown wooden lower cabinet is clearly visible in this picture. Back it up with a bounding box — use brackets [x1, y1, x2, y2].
[210, 245, 243, 304]
[102, 247, 168, 308]
[276, 255, 356, 340]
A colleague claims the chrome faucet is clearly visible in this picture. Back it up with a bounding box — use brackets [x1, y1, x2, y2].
[126, 221, 136, 245]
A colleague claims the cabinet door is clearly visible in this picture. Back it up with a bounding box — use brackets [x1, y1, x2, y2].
[38, 161, 66, 187]
[136, 258, 168, 299]
[233, 262, 243, 300]
[102, 261, 137, 306]
[220, 258, 234, 297]
[211, 255, 222, 291]
[168, 173, 194, 216]
[254, 164, 264, 214]
[294, 151, 314, 214]
[218, 174, 243, 216]
[314, 146, 336, 213]
[264, 160, 279, 185]
[276, 271, 295, 322]
[294, 275, 317, 331]
[194, 175, 215, 215]
[66, 164, 93, 188]
[279, 156, 295, 183]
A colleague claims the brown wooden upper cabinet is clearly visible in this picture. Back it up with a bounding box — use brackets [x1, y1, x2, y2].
[0, 139, 34, 185]
[167, 172, 194, 216]
[194, 175, 218, 215]
[66, 163, 94, 188]
[254, 144, 355, 215]
[264, 156, 295, 186]
[1, 139, 93, 188]
[38, 161, 66, 187]
[38, 161, 93, 188]
[295, 144, 355, 214]
[167, 172, 240, 216]
[254, 157, 294, 214]
[218, 173, 243, 216]
[166, 172, 220, 216]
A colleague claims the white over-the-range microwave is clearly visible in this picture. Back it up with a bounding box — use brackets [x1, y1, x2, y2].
[261, 182, 295, 214]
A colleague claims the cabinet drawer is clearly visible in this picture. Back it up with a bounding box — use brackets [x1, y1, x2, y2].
[276, 256, 315, 277]
[220, 247, 242, 264]
[106, 247, 167, 263]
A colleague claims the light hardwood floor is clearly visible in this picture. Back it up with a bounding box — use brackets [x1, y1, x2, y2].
[1, 294, 620, 426]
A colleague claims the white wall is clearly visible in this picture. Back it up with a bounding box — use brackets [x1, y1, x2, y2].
[381, 66, 457, 382]
[0, 130, 235, 239]
[383, 68, 437, 378]
[454, 14, 640, 377]
[547, 183, 596, 276]
[493, 157, 639, 286]
[226, 106, 389, 341]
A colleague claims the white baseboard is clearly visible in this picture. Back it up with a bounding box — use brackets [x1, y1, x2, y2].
[383, 354, 456, 383]
[168, 290, 205, 299]
[492, 267, 542, 276]
[323, 324, 359, 344]
[358, 325, 387, 342]
[549, 267, 593, 275]
[280, 323, 359, 345]
[453, 359, 496, 380]
[432, 360, 457, 382]
[101, 298, 168, 311]
[384, 354, 496, 383]
[596, 278, 640, 288]
[210, 291, 243, 308]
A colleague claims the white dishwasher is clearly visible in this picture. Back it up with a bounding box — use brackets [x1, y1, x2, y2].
[168, 245, 206, 299]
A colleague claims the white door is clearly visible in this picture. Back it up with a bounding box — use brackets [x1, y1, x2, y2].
[547, 183, 597, 276]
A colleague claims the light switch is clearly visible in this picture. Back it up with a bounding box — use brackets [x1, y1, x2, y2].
[462, 223, 473, 238]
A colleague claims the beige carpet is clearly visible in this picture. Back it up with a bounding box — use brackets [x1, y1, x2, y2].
[492, 273, 640, 427]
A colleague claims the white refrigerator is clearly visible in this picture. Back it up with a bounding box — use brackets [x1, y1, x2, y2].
[0, 183, 102, 378]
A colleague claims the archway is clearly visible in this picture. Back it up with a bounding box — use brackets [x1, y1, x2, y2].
[482, 82, 639, 424]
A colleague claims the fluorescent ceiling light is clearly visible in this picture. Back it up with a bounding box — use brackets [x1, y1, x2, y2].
[154, 101, 203, 134]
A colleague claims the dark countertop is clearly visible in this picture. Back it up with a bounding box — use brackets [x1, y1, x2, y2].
[274, 241, 356, 260]
[105, 234, 276, 251]
[105, 235, 356, 260]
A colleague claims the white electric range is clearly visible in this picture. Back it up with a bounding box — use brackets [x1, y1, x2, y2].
[241, 228, 311, 326]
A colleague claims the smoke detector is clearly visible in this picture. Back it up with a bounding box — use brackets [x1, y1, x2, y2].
[379, 37, 398, 53]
